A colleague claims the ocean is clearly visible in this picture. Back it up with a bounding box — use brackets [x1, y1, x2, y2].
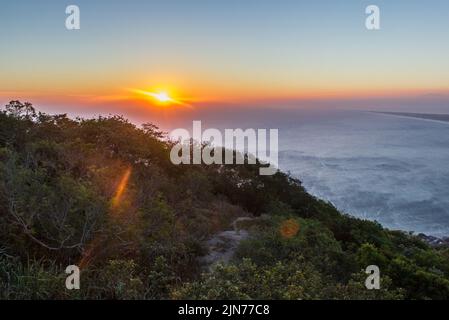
[166, 108, 449, 237]
[277, 110, 449, 237]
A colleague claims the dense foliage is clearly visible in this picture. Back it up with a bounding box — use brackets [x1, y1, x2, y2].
[1, 101, 448, 300]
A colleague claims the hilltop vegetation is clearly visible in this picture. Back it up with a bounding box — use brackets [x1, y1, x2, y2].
[1, 101, 449, 299]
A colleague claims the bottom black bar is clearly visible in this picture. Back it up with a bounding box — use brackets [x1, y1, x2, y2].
[0, 300, 442, 319]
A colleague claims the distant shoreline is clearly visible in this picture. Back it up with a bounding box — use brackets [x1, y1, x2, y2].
[369, 111, 449, 124]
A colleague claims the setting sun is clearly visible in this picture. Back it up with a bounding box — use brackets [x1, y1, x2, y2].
[133, 89, 175, 104]
[149, 91, 173, 103]
[129, 88, 192, 108]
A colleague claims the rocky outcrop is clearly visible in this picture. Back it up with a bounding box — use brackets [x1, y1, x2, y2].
[417, 233, 449, 247]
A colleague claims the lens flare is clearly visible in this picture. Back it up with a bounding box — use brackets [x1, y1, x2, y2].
[111, 167, 132, 208]
[280, 218, 300, 239]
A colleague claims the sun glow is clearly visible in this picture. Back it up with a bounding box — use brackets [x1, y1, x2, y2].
[150, 91, 172, 103]
[129, 88, 190, 107]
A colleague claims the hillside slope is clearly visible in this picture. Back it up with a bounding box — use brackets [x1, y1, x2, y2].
[1, 101, 449, 299]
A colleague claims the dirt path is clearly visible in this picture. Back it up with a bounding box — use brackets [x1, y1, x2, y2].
[199, 217, 254, 270]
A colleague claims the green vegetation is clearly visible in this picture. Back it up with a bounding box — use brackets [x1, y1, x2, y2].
[1, 101, 449, 300]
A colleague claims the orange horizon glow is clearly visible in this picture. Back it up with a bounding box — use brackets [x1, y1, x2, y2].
[2, 86, 449, 113]
[4, 63, 449, 108]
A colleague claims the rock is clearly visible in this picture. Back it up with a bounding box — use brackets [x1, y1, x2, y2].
[417, 233, 449, 247]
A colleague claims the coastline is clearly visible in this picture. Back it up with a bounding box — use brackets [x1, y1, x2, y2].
[369, 111, 449, 125]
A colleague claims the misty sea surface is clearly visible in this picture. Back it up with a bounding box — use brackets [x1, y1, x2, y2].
[193, 109, 449, 237]
[278, 110, 449, 237]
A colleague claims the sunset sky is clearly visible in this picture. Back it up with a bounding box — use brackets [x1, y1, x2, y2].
[2, 0, 449, 122]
